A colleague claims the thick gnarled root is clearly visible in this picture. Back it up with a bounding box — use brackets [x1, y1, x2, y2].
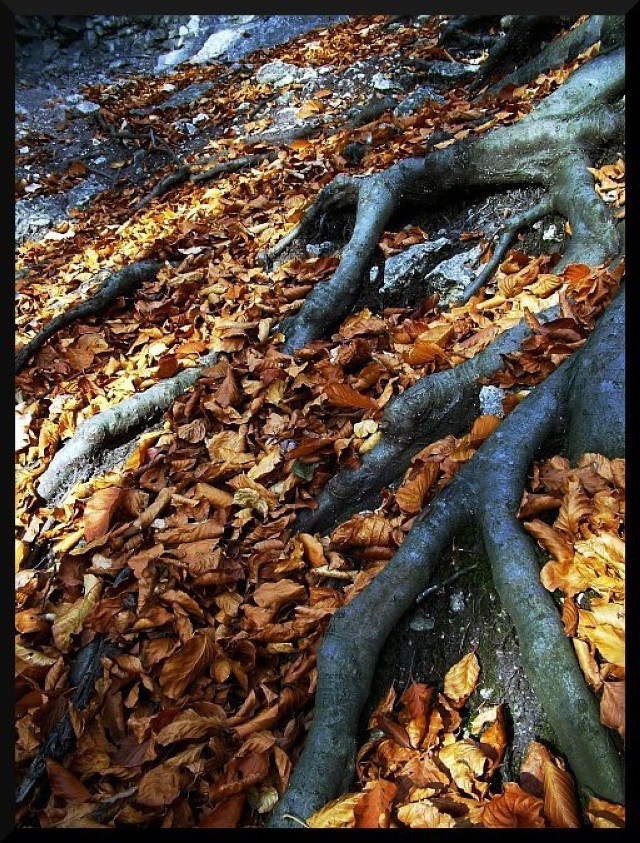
[269, 288, 625, 826]
[296, 305, 560, 536]
[270, 48, 623, 355]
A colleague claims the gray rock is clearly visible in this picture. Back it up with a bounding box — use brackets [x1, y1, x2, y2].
[380, 238, 451, 295]
[479, 385, 506, 418]
[371, 72, 398, 91]
[423, 60, 478, 85]
[306, 241, 335, 257]
[424, 243, 484, 305]
[191, 29, 241, 63]
[256, 60, 317, 87]
[67, 176, 103, 210]
[155, 47, 192, 72]
[156, 81, 213, 110]
[66, 98, 101, 117]
[394, 84, 446, 116]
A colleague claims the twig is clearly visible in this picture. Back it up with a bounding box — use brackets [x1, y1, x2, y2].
[415, 562, 479, 605]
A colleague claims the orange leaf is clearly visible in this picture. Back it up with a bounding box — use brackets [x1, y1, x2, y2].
[600, 680, 625, 740]
[83, 486, 122, 541]
[469, 414, 501, 448]
[519, 740, 553, 798]
[159, 633, 215, 699]
[45, 759, 91, 802]
[324, 382, 380, 411]
[398, 683, 433, 748]
[443, 651, 480, 706]
[586, 797, 625, 828]
[299, 532, 327, 567]
[353, 779, 397, 828]
[136, 764, 181, 808]
[407, 338, 447, 365]
[561, 597, 579, 636]
[483, 782, 545, 828]
[523, 519, 574, 566]
[543, 759, 581, 828]
[395, 462, 439, 514]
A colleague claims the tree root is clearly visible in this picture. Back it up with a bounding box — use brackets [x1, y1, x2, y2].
[15, 636, 112, 805]
[15, 261, 161, 374]
[296, 304, 559, 536]
[269, 287, 625, 826]
[439, 15, 501, 45]
[191, 151, 277, 183]
[133, 165, 191, 211]
[469, 15, 576, 94]
[457, 196, 553, 304]
[36, 352, 217, 502]
[271, 46, 623, 354]
[486, 15, 607, 94]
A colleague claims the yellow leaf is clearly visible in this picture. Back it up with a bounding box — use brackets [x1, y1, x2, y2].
[438, 739, 488, 795]
[443, 651, 480, 706]
[397, 801, 456, 828]
[586, 797, 625, 828]
[308, 791, 364, 828]
[51, 574, 102, 652]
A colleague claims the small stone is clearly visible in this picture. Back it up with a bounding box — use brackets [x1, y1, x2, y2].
[410, 615, 435, 632]
[191, 29, 241, 63]
[19, 146, 29, 154]
[449, 591, 465, 613]
[67, 99, 101, 117]
[371, 72, 397, 91]
[369, 265, 379, 282]
[479, 385, 506, 418]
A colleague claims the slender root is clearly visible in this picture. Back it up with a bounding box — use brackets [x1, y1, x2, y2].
[15, 261, 161, 374]
[36, 352, 218, 502]
[457, 196, 553, 304]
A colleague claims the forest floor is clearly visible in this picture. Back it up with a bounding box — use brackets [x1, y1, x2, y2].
[15, 15, 624, 829]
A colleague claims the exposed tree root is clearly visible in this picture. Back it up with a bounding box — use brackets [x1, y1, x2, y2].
[486, 15, 607, 93]
[242, 95, 396, 149]
[15, 261, 161, 374]
[296, 304, 560, 536]
[269, 287, 625, 826]
[190, 151, 278, 183]
[15, 636, 112, 805]
[469, 15, 576, 94]
[439, 15, 501, 46]
[36, 351, 218, 502]
[274, 47, 623, 354]
[457, 196, 553, 304]
[133, 164, 191, 211]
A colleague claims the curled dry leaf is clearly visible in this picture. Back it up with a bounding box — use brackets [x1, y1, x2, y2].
[307, 791, 364, 828]
[83, 486, 122, 541]
[353, 778, 397, 828]
[395, 462, 439, 515]
[51, 574, 102, 652]
[599, 680, 625, 740]
[397, 801, 457, 828]
[586, 797, 625, 828]
[443, 651, 480, 706]
[159, 633, 215, 699]
[519, 740, 553, 798]
[324, 382, 380, 411]
[45, 759, 92, 803]
[482, 782, 545, 828]
[542, 759, 581, 828]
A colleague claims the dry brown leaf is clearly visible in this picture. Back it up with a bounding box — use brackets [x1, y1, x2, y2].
[542, 759, 581, 828]
[482, 782, 545, 828]
[46, 759, 92, 802]
[137, 764, 181, 808]
[397, 801, 456, 828]
[159, 633, 215, 699]
[83, 486, 122, 541]
[395, 462, 439, 514]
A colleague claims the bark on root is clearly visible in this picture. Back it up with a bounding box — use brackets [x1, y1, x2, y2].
[274, 47, 623, 355]
[15, 637, 111, 805]
[36, 352, 217, 502]
[15, 261, 161, 374]
[269, 287, 625, 826]
[296, 304, 560, 536]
